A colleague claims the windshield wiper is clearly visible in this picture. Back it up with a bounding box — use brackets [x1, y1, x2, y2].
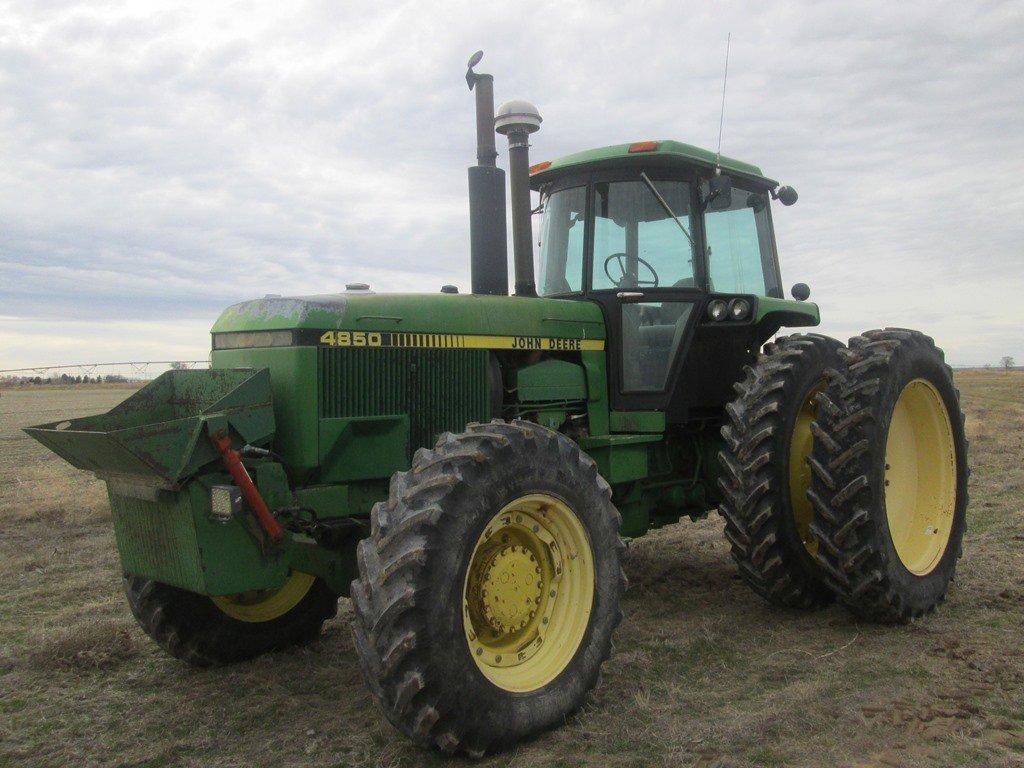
[640, 172, 695, 250]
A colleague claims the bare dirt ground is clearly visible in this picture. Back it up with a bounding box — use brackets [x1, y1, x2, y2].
[1, 372, 1022, 768]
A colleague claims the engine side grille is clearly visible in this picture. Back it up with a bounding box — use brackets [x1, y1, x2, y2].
[319, 347, 492, 450]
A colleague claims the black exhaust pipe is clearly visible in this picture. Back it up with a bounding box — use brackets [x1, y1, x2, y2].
[496, 99, 542, 297]
[465, 52, 508, 296]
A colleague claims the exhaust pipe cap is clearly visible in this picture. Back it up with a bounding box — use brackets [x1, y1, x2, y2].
[495, 99, 542, 135]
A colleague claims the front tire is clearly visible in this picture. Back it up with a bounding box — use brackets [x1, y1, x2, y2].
[124, 571, 337, 666]
[808, 329, 969, 622]
[350, 420, 626, 756]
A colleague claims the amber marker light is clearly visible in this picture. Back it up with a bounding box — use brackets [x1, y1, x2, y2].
[628, 141, 659, 153]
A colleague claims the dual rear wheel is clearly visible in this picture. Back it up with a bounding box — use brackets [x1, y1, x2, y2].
[808, 329, 969, 621]
[720, 330, 968, 622]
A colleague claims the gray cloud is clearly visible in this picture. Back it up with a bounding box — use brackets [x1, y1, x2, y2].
[1, 0, 1022, 368]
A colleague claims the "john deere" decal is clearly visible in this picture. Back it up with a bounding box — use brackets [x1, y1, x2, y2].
[316, 330, 604, 351]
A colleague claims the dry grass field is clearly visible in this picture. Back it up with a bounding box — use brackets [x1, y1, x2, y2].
[1, 372, 1022, 768]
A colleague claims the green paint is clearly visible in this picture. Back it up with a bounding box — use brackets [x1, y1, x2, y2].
[24, 369, 274, 488]
[609, 410, 665, 433]
[254, 461, 292, 512]
[319, 415, 410, 482]
[514, 359, 587, 402]
[533, 410, 568, 430]
[318, 346, 491, 453]
[109, 476, 291, 595]
[109, 485, 209, 592]
[613, 483, 652, 537]
[111, 465, 360, 597]
[596, 431, 725, 536]
[213, 347, 319, 474]
[211, 292, 607, 339]
[581, 350, 610, 436]
[288, 536, 358, 596]
[755, 296, 820, 326]
[292, 484, 348, 517]
[294, 480, 387, 520]
[581, 433, 661, 485]
[530, 140, 775, 187]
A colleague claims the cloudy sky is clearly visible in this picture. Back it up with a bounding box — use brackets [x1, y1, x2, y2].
[1, 0, 1022, 370]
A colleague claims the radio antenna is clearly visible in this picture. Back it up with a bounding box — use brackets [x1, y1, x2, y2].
[714, 32, 731, 172]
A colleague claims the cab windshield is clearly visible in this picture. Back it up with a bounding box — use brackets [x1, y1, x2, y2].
[536, 175, 779, 298]
[538, 180, 697, 295]
[591, 179, 695, 290]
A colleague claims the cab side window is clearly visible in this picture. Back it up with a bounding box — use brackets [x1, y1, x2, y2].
[537, 186, 587, 296]
[702, 185, 778, 296]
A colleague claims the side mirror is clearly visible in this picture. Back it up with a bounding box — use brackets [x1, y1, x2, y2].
[776, 185, 798, 206]
[791, 283, 811, 301]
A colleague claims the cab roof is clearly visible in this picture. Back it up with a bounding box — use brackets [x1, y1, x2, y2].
[529, 140, 777, 189]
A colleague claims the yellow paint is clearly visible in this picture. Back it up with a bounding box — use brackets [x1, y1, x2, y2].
[789, 381, 824, 556]
[884, 379, 957, 575]
[462, 494, 595, 693]
[318, 330, 604, 352]
[211, 570, 316, 623]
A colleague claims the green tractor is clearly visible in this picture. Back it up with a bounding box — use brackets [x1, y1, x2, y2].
[27, 52, 969, 755]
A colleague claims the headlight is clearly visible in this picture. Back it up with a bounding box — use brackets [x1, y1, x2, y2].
[707, 299, 729, 321]
[729, 298, 751, 321]
[210, 485, 242, 523]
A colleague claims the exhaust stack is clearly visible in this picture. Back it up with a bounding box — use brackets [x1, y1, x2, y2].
[495, 99, 542, 297]
[465, 52, 509, 296]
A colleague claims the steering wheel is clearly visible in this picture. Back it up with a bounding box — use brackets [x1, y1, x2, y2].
[603, 252, 659, 288]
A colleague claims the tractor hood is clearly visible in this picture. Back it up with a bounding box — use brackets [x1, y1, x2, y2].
[211, 292, 608, 346]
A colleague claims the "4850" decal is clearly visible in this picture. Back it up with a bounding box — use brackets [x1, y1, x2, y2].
[319, 331, 383, 347]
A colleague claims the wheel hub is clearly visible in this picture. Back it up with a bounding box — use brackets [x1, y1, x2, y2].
[480, 545, 542, 632]
[462, 494, 595, 693]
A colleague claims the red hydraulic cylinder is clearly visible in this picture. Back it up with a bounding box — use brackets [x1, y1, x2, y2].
[209, 427, 285, 545]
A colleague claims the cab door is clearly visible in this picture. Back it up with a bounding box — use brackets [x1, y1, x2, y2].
[584, 171, 706, 412]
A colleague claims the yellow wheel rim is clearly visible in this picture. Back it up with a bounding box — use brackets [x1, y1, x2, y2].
[884, 378, 957, 575]
[211, 570, 316, 623]
[789, 381, 824, 557]
[462, 494, 595, 693]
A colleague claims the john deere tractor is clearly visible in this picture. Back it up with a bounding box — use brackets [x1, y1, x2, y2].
[27, 52, 968, 755]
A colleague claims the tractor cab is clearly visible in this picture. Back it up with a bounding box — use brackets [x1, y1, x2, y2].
[530, 141, 808, 419]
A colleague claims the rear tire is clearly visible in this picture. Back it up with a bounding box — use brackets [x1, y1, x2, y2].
[124, 572, 337, 666]
[808, 329, 969, 622]
[350, 420, 626, 756]
[719, 333, 842, 608]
